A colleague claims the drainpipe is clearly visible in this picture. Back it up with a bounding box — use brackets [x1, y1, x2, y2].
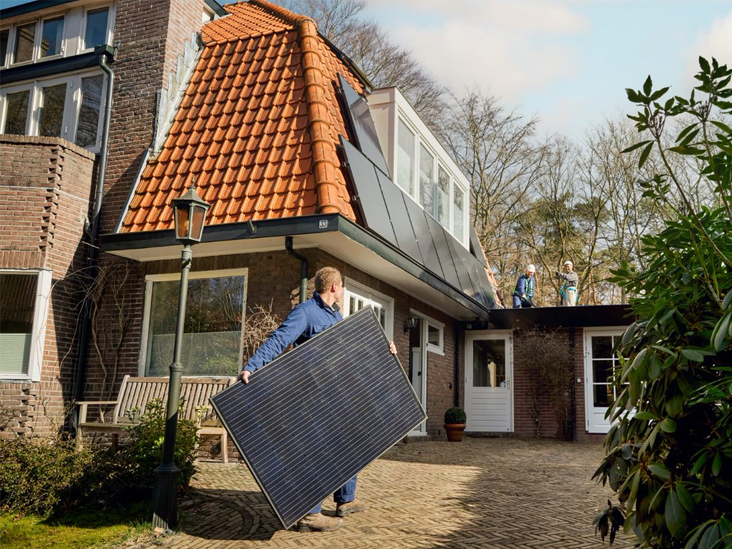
[454, 324, 461, 408]
[285, 237, 308, 304]
[72, 47, 115, 427]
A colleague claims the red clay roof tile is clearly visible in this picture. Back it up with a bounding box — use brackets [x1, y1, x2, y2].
[119, 0, 366, 232]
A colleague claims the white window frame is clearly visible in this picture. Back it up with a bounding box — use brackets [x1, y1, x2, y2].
[0, 69, 108, 152]
[1, 3, 114, 67]
[0, 268, 52, 382]
[342, 278, 394, 340]
[410, 308, 444, 355]
[393, 112, 469, 247]
[79, 4, 116, 54]
[583, 326, 628, 434]
[139, 268, 249, 376]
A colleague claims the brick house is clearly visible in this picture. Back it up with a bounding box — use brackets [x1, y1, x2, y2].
[1, 0, 630, 444]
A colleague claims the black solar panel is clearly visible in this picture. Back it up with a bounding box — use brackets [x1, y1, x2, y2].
[339, 75, 391, 175]
[209, 307, 426, 530]
[340, 138, 397, 244]
[375, 170, 424, 263]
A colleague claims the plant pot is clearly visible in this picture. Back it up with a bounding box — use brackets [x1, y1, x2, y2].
[444, 423, 466, 442]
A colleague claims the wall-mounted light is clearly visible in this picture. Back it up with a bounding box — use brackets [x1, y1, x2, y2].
[404, 316, 419, 333]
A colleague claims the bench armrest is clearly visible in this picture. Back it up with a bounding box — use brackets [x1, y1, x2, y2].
[78, 401, 118, 423]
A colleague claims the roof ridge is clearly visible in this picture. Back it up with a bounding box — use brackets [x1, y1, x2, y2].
[296, 19, 343, 215]
[248, 0, 313, 25]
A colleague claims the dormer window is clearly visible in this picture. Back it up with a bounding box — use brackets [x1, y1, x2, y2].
[368, 87, 471, 248]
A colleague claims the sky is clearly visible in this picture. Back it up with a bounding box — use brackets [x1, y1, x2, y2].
[3, 0, 731, 138]
[360, 0, 732, 138]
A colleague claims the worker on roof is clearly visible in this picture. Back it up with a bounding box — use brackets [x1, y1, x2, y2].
[556, 260, 579, 306]
[512, 264, 537, 308]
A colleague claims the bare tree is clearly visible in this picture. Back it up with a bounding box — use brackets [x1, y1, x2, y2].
[281, 0, 446, 124]
[437, 89, 546, 300]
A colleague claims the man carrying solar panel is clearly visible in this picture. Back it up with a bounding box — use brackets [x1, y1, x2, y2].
[239, 266, 397, 532]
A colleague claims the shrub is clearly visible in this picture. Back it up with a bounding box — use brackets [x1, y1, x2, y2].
[444, 407, 467, 424]
[594, 58, 732, 547]
[0, 438, 115, 516]
[119, 398, 200, 491]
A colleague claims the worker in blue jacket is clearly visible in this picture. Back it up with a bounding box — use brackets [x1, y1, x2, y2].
[512, 264, 537, 308]
[240, 266, 396, 533]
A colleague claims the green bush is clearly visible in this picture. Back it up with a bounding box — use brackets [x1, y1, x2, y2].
[594, 58, 732, 548]
[0, 439, 115, 516]
[119, 398, 200, 490]
[444, 407, 467, 424]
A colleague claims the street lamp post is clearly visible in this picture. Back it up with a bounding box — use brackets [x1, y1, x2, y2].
[151, 180, 210, 531]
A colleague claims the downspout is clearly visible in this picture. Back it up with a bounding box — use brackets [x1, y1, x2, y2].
[454, 324, 461, 408]
[73, 47, 115, 426]
[570, 327, 577, 441]
[285, 237, 308, 304]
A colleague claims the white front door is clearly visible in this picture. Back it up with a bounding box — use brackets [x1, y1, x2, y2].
[465, 332, 513, 433]
[584, 328, 625, 433]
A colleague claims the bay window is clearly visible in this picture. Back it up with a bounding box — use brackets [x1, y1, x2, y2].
[141, 270, 248, 377]
[397, 118, 415, 196]
[1, 71, 107, 151]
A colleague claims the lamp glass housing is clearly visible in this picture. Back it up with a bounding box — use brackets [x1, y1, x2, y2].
[172, 184, 210, 244]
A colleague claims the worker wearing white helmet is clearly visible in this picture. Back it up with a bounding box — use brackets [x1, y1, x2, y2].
[513, 264, 537, 308]
[556, 260, 579, 306]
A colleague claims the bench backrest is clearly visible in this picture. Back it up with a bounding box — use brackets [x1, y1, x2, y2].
[113, 375, 235, 424]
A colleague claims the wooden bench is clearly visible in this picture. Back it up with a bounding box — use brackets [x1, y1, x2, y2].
[76, 375, 235, 462]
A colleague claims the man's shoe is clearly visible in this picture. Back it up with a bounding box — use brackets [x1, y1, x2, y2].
[296, 513, 343, 532]
[335, 499, 366, 517]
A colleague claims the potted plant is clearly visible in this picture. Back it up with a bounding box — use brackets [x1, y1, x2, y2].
[443, 407, 467, 442]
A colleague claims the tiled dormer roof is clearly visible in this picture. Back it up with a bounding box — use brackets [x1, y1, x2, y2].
[119, 0, 364, 233]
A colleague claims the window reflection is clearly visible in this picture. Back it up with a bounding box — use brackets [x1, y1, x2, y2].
[39, 83, 67, 137]
[473, 339, 506, 388]
[40, 17, 64, 58]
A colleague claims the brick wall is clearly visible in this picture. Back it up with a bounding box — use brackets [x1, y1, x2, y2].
[101, 0, 205, 234]
[82, 247, 460, 445]
[0, 135, 96, 438]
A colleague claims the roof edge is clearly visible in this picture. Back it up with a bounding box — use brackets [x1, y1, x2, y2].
[248, 0, 313, 25]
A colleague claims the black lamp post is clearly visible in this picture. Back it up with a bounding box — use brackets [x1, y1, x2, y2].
[151, 180, 210, 531]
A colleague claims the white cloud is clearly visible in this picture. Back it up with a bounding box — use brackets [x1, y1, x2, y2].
[685, 11, 732, 81]
[382, 3, 583, 100]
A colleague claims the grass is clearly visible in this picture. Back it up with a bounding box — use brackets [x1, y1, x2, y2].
[0, 504, 151, 549]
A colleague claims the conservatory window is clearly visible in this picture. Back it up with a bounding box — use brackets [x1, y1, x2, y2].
[419, 143, 434, 213]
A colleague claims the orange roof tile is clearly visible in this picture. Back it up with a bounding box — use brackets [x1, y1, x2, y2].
[120, 0, 366, 232]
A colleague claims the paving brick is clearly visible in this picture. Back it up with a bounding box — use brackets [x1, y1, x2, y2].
[135, 438, 634, 549]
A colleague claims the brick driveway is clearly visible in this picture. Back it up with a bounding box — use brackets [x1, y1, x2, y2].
[160, 437, 633, 549]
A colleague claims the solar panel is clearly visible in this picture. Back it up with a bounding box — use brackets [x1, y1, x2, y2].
[340, 137, 397, 244]
[209, 307, 427, 530]
[338, 75, 391, 175]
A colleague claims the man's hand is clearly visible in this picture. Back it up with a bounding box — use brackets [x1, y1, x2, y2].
[239, 370, 251, 384]
[389, 341, 397, 355]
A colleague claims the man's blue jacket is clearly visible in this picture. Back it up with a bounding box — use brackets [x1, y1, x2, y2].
[242, 292, 342, 373]
[513, 274, 535, 299]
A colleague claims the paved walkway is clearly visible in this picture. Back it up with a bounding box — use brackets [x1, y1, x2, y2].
[161, 437, 633, 549]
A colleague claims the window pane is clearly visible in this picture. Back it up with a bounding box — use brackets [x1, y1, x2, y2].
[1, 29, 9, 67]
[397, 119, 415, 195]
[428, 324, 440, 346]
[39, 83, 66, 137]
[4, 91, 30, 135]
[472, 339, 506, 388]
[594, 384, 612, 407]
[592, 336, 613, 359]
[0, 273, 37, 374]
[75, 75, 103, 148]
[593, 360, 613, 384]
[418, 144, 434, 213]
[40, 16, 64, 58]
[436, 165, 449, 225]
[14, 23, 35, 64]
[146, 276, 245, 376]
[84, 8, 109, 49]
[453, 186, 465, 242]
